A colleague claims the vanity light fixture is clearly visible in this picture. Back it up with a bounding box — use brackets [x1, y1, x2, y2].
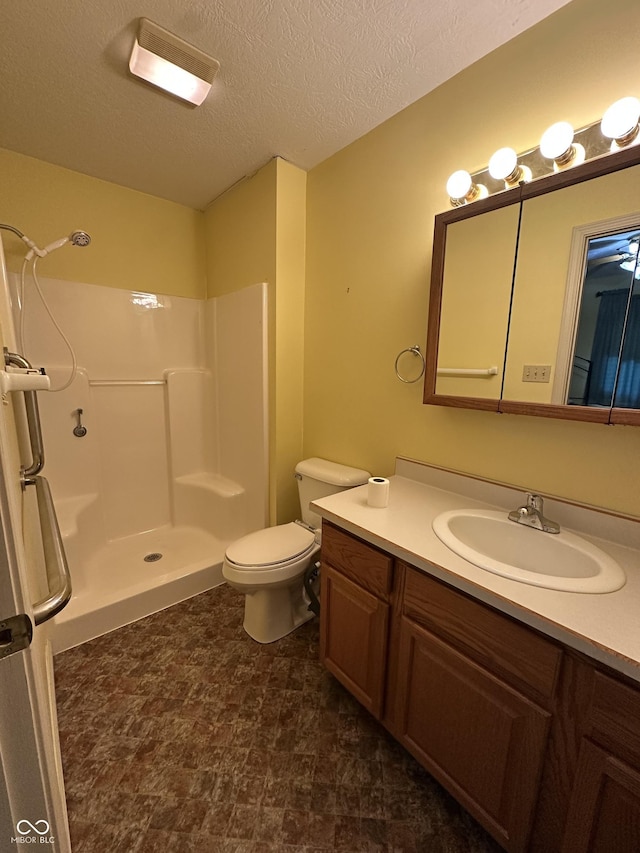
[445, 170, 488, 207]
[488, 147, 532, 188]
[129, 18, 220, 106]
[539, 121, 586, 171]
[444, 96, 640, 206]
[601, 96, 640, 150]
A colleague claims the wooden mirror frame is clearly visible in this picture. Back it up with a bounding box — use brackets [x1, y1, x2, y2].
[424, 143, 640, 426]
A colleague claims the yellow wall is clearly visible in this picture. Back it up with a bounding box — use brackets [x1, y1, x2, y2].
[274, 160, 307, 523]
[0, 149, 205, 299]
[204, 158, 307, 523]
[304, 0, 640, 517]
[203, 160, 277, 299]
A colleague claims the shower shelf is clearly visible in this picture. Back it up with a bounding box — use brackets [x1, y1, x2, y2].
[175, 472, 244, 498]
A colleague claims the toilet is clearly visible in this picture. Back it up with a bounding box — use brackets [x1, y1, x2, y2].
[222, 457, 370, 643]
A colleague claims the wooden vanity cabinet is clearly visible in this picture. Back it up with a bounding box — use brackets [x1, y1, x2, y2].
[319, 522, 393, 719]
[561, 664, 640, 852]
[396, 565, 562, 852]
[319, 521, 640, 852]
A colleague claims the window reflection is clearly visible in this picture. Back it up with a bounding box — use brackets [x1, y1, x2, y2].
[569, 230, 639, 408]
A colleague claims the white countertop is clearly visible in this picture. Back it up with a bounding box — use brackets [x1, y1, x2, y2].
[311, 458, 640, 683]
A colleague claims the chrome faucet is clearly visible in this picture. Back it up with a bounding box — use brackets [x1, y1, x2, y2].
[508, 493, 560, 534]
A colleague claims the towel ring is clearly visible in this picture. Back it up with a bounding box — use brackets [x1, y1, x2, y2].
[395, 345, 426, 384]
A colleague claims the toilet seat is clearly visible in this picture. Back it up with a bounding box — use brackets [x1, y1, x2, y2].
[225, 522, 316, 570]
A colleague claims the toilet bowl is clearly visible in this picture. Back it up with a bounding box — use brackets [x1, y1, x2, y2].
[222, 457, 370, 643]
[223, 522, 320, 644]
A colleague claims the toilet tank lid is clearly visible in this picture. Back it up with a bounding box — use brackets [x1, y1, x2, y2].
[295, 458, 371, 487]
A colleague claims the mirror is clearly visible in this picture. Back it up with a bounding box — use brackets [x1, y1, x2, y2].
[424, 145, 640, 426]
[436, 204, 520, 401]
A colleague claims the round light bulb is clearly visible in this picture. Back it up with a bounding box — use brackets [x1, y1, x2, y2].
[446, 170, 472, 201]
[540, 121, 575, 160]
[488, 147, 518, 181]
[601, 96, 640, 143]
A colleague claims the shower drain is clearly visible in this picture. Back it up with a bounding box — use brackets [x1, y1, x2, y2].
[143, 552, 163, 563]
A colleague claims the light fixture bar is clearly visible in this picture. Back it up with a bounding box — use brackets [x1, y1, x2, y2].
[444, 93, 640, 207]
[129, 18, 220, 106]
[445, 119, 612, 208]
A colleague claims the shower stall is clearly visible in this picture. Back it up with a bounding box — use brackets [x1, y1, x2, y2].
[11, 271, 268, 653]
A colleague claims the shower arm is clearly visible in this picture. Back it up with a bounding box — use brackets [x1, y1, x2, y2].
[0, 223, 26, 239]
[0, 223, 39, 254]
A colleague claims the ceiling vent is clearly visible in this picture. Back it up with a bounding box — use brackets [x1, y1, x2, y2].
[129, 18, 220, 107]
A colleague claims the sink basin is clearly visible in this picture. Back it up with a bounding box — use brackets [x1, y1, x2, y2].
[432, 509, 625, 593]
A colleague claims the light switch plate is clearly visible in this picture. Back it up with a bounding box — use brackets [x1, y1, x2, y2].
[522, 364, 551, 383]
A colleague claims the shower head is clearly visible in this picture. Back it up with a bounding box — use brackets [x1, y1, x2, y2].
[70, 231, 91, 247]
[25, 230, 92, 259]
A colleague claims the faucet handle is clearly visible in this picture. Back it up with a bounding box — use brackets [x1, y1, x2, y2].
[509, 492, 560, 533]
[73, 408, 87, 438]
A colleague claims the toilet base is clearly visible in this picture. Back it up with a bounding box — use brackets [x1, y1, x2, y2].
[242, 582, 315, 644]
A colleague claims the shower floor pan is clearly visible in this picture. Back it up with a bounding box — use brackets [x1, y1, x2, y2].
[52, 524, 227, 653]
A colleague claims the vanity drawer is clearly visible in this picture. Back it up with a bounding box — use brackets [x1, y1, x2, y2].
[402, 566, 562, 706]
[322, 522, 393, 600]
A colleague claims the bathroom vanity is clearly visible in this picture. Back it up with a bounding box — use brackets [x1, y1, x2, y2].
[313, 459, 640, 853]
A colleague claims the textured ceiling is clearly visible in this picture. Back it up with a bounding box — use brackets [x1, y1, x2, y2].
[0, 0, 572, 209]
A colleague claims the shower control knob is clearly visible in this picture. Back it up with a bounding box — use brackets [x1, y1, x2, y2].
[73, 408, 87, 437]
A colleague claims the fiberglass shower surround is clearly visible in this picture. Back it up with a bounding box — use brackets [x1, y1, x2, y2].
[16, 272, 268, 652]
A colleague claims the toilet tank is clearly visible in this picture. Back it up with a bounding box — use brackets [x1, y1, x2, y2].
[295, 458, 370, 529]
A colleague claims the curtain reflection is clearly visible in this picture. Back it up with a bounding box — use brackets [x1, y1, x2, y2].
[586, 289, 639, 408]
[614, 291, 640, 408]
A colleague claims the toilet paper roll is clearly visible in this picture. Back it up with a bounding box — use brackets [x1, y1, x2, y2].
[367, 477, 390, 508]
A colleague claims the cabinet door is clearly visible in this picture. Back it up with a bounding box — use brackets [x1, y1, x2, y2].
[320, 565, 389, 718]
[397, 617, 550, 852]
[562, 739, 640, 852]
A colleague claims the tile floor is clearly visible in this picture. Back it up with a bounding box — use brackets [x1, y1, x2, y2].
[54, 584, 503, 852]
